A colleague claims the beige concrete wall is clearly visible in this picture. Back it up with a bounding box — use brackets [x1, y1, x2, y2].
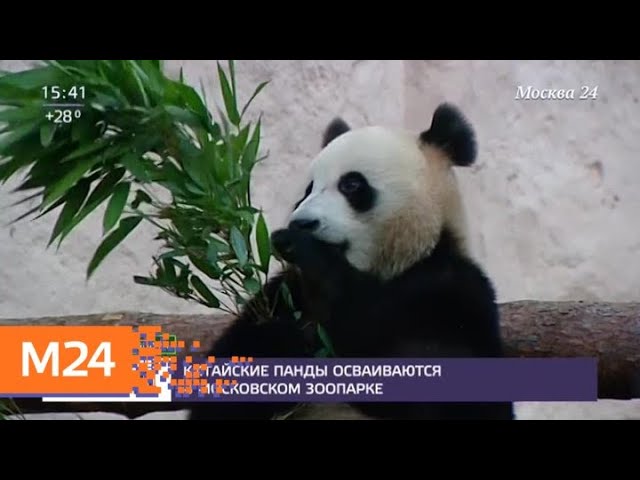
[1, 60, 639, 419]
[404, 60, 640, 303]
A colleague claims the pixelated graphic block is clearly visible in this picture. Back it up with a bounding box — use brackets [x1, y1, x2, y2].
[127, 325, 214, 400]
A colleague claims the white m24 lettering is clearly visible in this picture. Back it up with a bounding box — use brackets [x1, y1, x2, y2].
[21, 341, 116, 377]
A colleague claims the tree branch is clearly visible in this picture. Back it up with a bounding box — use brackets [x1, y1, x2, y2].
[2, 300, 638, 418]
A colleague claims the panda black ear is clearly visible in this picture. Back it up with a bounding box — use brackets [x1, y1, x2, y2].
[419, 103, 476, 167]
[322, 117, 351, 148]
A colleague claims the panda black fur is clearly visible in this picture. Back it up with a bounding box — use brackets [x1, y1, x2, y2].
[188, 103, 514, 421]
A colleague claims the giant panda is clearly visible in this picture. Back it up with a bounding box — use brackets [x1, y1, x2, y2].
[188, 103, 514, 420]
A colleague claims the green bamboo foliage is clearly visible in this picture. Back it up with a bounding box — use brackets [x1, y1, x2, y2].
[0, 60, 337, 357]
[0, 60, 271, 315]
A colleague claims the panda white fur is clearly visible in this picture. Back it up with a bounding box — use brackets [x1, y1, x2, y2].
[188, 103, 514, 420]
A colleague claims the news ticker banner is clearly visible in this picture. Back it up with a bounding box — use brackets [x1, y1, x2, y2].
[0, 325, 598, 403]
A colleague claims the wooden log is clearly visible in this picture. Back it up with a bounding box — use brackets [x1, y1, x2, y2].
[499, 301, 640, 400]
[2, 300, 639, 419]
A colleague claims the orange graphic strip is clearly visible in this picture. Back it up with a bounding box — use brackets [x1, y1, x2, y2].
[0, 326, 172, 396]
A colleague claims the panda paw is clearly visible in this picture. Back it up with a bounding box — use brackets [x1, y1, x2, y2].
[271, 228, 300, 264]
[271, 228, 346, 283]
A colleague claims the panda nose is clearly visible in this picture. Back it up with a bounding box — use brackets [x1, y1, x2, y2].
[289, 218, 320, 232]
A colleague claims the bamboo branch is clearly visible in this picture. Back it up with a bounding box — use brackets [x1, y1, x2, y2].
[2, 300, 639, 418]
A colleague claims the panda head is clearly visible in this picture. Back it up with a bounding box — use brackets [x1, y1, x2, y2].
[288, 103, 477, 279]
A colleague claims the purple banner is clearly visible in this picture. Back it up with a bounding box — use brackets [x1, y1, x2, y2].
[169, 357, 598, 402]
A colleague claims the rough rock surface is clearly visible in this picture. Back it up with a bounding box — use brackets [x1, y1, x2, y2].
[1, 60, 639, 419]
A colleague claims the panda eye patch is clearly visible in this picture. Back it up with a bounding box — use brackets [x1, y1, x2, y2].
[338, 171, 376, 212]
[339, 173, 364, 194]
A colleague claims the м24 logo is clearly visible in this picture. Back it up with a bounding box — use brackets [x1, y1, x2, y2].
[22, 341, 116, 377]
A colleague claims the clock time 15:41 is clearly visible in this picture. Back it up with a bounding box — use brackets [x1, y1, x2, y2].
[42, 85, 86, 101]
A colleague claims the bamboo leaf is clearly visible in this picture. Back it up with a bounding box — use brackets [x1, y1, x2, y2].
[0, 122, 40, 156]
[175, 83, 209, 121]
[0, 66, 63, 91]
[230, 225, 248, 267]
[241, 118, 261, 170]
[243, 276, 260, 295]
[190, 275, 220, 308]
[241, 81, 269, 118]
[0, 105, 41, 123]
[60, 139, 110, 162]
[207, 240, 219, 264]
[165, 105, 202, 128]
[35, 192, 72, 219]
[42, 154, 103, 209]
[48, 179, 91, 247]
[57, 168, 126, 243]
[228, 60, 236, 96]
[133, 275, 158, 286]
[234, 125, 250, 154]
[314, 347, 329, 358]
[103, 181, 131, 234]
[120, 153, 153, 183]
[199, 79, 209, 109]
[127, 60, 151, 107]
[39, 123, 55, 147]
[255, 212, 270, 273]
[190, 255, 221, 280]
[217, 62, 240, 126]
[87, 216, 142, 279]
[317, 324, 336, 357]
[71, 117, 99, 143]
[163, 258, 177, 283]
[131, 190, 152, 209]
[0, 59, 272, 318]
